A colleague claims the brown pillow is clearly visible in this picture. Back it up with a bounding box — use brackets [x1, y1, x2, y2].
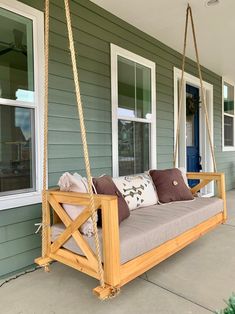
[149, 168, 194, 204]
[92, 175, 130, 225]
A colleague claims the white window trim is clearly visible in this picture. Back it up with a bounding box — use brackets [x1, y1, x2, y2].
[222, 77, 235, 152]
[111, 44, 156, 177]
[0, 0, 44, 210]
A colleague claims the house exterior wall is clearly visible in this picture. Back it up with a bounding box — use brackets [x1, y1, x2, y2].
[0, 0, 234, 278]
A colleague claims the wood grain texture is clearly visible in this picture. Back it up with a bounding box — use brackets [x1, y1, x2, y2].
[35, 173, 226, 298]
[120, 212, 223, 286]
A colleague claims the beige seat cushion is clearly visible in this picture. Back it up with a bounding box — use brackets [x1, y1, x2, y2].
[51, 197, 223, 264]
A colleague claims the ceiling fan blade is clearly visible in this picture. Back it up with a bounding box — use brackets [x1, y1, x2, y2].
[0, 47, 13, 56]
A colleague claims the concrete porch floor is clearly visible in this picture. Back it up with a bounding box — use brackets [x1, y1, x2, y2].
[1, 191, 235, 314]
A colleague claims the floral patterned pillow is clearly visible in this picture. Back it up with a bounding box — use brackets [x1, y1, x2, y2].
[112, 173, 158, 211]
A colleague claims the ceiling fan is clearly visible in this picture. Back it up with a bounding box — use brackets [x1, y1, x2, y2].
[0, 29, 27, 57]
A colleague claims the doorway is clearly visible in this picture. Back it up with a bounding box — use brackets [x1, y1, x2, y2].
[174, 68, 214, 196]
[186, 84, 200, 187]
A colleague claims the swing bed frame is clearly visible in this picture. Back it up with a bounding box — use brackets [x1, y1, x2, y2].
[36, 172, 227, 299]
[36, 1, 227, 299]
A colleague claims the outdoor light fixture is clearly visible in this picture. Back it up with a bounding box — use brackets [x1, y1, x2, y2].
[205, 0, 220, 7]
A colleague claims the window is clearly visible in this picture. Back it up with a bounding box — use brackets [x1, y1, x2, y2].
[0, 1, 44, 209]
[223, 80, 235, 150]
[111, 44, 156, 177]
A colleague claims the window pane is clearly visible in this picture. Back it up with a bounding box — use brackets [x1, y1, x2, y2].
[117, 56, 152, 120]
[224, 115, 234, 146]
[0, 105, 35, 195]
[224, 83, 234, 115]
[0, 8, 34, 102]
[118, 57, 135, 118]
[136, 63, 151, 119]
[118, 120, 149, 176]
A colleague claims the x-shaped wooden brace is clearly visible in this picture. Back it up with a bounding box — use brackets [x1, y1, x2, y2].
[190, 179, 212, 195]
[49, 195, 101, 272]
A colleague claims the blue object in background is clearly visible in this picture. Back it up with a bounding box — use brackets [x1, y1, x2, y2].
[186, 84, 201, 188]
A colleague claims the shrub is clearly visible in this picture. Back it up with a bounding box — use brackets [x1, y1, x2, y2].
[216, 293, 235, 314]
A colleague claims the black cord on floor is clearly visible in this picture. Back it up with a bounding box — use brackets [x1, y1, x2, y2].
[222, 223, 235, 228]
[140, 274, 214, 313]
[0, 266, 41, 288]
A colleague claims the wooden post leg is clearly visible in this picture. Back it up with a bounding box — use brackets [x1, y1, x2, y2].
[35, 192, 52, 270]
[35, 256, 53, 272]
[219, 173, 227, 222]
[93, 285, 120, 300]
[102, 198, 120, 286]
[93, 198, 121, 297]
[44, 192, 51, 257]
[44, 264, 50, 272]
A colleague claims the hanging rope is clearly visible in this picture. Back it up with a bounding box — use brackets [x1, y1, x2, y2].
[188, 5, 217, 172]
[63, 0, 105, 289]
[41, 0, 50, 264]
[174, 4, 217, 172]
[173, 5, 189, 169]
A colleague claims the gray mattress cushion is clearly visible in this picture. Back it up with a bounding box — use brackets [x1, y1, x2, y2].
[51, 197, 223, 264]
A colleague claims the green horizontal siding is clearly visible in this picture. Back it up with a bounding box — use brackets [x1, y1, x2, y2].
[0, 0, 234, 278]
[0, 204, 41, 277]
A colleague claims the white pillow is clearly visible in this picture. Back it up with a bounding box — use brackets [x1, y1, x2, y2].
[58, 172, 96, 237]
[112, 173, 158, 211]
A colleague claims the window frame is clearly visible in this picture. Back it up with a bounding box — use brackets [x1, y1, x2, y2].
[222, 78, 235, 151]
[111, 44, 156, 177]
[0, 0, 44, 210]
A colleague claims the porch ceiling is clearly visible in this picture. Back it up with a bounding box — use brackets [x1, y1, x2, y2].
[91, 0, 235, 82]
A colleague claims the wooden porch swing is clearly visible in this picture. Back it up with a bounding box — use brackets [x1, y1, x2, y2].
[35, 1, 227, 299]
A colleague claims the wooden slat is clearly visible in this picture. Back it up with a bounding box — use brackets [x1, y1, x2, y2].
[53, 210, 61, 225]
[49, 190, 117, 202]
[50, 248, 99, 279]
[53, 194, 91, 206]
[93, 285, 118, 300]
[120, 213, 223, 286]
[187, 172, 224, 180]
[35, 257, 53, 266]
[190, 179, 211, 194]
[217, 173, 227, 222]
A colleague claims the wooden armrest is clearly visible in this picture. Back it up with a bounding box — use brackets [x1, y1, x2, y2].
[100, 197, 120, 286]
[186, 172, 227, 222]
[48, 190, 117, 205]
[186, 172, 224, 180]
[186, 172, 225, 195]
[47, 189, 121, 286]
